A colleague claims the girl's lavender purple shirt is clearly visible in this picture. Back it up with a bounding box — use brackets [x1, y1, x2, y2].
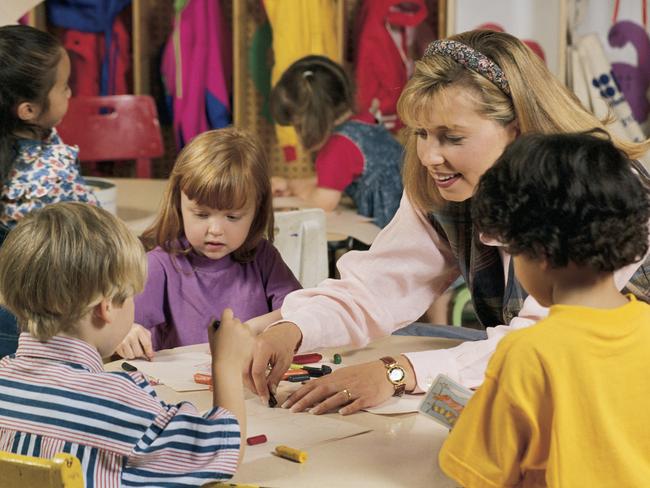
[135, 239, 301, 350]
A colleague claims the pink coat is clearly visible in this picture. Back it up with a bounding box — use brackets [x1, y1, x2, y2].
[161, 0, 232, 148]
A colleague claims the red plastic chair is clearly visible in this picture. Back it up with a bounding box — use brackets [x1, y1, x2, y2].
[57, 95, 164, 178]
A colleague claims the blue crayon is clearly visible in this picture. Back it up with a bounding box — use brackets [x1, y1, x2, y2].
[286, 374, 310, 382]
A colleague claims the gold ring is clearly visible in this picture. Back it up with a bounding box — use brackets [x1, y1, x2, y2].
[341, 388, 352, 401]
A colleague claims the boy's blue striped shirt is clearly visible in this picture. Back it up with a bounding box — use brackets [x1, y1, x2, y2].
[0, 333, 240, 487]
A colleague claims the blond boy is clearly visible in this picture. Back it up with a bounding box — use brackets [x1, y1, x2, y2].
[0, 202, 251, 486]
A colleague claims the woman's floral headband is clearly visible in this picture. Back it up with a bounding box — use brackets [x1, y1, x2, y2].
[424, 39, 511, 96]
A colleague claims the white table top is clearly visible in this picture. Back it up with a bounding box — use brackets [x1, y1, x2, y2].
[106, 335, 458, 488]
[105, 178, 381, 244]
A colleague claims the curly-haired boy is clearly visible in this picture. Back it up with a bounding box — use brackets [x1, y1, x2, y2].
[439, 131, 650, 486]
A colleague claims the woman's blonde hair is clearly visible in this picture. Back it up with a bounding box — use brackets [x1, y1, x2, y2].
[0, 202, 146, 341]
[141, 127, 274, 262]
[398, 29, 650, 212]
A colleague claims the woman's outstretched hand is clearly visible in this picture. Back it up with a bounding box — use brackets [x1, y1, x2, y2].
[246, 322, 303, 404]
[281, 360, 395, 415]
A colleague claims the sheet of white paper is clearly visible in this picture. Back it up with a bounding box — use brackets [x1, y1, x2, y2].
[363, 395, 423, 415]
[125, 350, 212, 392]
[0, 0, 42, 26]
[243, 396, 371, 463]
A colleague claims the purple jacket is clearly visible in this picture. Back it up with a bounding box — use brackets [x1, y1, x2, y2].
[135, 239, 301, 350]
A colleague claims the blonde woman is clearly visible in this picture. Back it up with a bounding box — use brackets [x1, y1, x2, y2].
[247, 30, 650, 413]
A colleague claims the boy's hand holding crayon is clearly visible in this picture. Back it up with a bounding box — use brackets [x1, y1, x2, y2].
[208, 309, 254, 462]
[208, 309, 254, 372]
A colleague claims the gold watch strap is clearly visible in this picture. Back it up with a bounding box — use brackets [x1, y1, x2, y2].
[380, 356, 406, 397]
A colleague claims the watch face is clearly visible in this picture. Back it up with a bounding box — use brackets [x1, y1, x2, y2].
[388, 366, 405, 383]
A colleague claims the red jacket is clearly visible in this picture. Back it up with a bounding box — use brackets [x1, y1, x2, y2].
[354, 0, 427, 131]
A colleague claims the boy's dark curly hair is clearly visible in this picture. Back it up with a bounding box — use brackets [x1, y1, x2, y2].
[472, 131, 650, 272]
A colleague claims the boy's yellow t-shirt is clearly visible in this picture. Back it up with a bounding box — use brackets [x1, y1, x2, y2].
[439, 296, 650, 488]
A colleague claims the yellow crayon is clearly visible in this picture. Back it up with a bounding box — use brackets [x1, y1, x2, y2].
[288, 363, 304, 370]
[274, 444, 308, 463]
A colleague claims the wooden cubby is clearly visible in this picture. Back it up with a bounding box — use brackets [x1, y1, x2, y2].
[28, 0, 441, 178]
[233, 0, 348, 179]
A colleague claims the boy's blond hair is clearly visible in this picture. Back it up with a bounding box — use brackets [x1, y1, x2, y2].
[141, 127, 274, 262]
[398, 29, 650, 212]
[0, 202, 146, 341]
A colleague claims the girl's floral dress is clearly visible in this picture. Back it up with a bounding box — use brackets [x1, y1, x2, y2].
[1, 128, 98, 228]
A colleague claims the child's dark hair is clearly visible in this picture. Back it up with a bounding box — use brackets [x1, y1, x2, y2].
[270, 55, 354, 150]
[0, 25, 63, 184]
[472, 131, 650, 272]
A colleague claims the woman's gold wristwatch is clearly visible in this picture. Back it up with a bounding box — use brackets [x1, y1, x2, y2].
[380, 356, 406, 397]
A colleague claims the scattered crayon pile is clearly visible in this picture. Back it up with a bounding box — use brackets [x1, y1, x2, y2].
[282, 363, 332, 382]
[192, 352, 335, 389]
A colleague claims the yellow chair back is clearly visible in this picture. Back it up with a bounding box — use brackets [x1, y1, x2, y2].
[0, 451, 83, 488]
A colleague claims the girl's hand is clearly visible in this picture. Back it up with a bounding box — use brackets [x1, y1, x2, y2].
[271, 176, 290, 197]
[281, 360, 394, 415]
[115, 323, 154, 360]
[208, 309, 254, 369]
[246, 322, 302, 403]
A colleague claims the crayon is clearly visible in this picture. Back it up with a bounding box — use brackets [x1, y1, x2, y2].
[301, 365, 333, 377]
[268, 389, 278, 408]
[301, 365, 323, 377]
[292, 353, 322, 364]
[333, 353, 342, 364]
[286, 374, 310, 382]
[274, 445, 308, 463]
[121, 362, 137, 372]
[282, 369, 308, 380]
[121, 362, 159, 385]
[246, 434, 268, 446]
[193, 372, 212, 385]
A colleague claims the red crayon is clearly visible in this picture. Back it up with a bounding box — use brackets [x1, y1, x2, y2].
[193, 372, 212, 385]
[247, 434, 268, 446]
[292, 353, 322, 364]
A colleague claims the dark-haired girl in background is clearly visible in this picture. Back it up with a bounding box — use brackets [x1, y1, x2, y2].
[270, 55, 403, 228]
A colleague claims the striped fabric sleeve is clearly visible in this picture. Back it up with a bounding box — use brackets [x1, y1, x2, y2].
[621, 256, 650, 302]
[122, 402, 241, 487]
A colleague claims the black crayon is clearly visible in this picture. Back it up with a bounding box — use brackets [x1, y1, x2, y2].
[121, 362, 138, 372]
[302, 365, 324, 377]
[268, 390, 278, 408]
[286, 374, 310, 382]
